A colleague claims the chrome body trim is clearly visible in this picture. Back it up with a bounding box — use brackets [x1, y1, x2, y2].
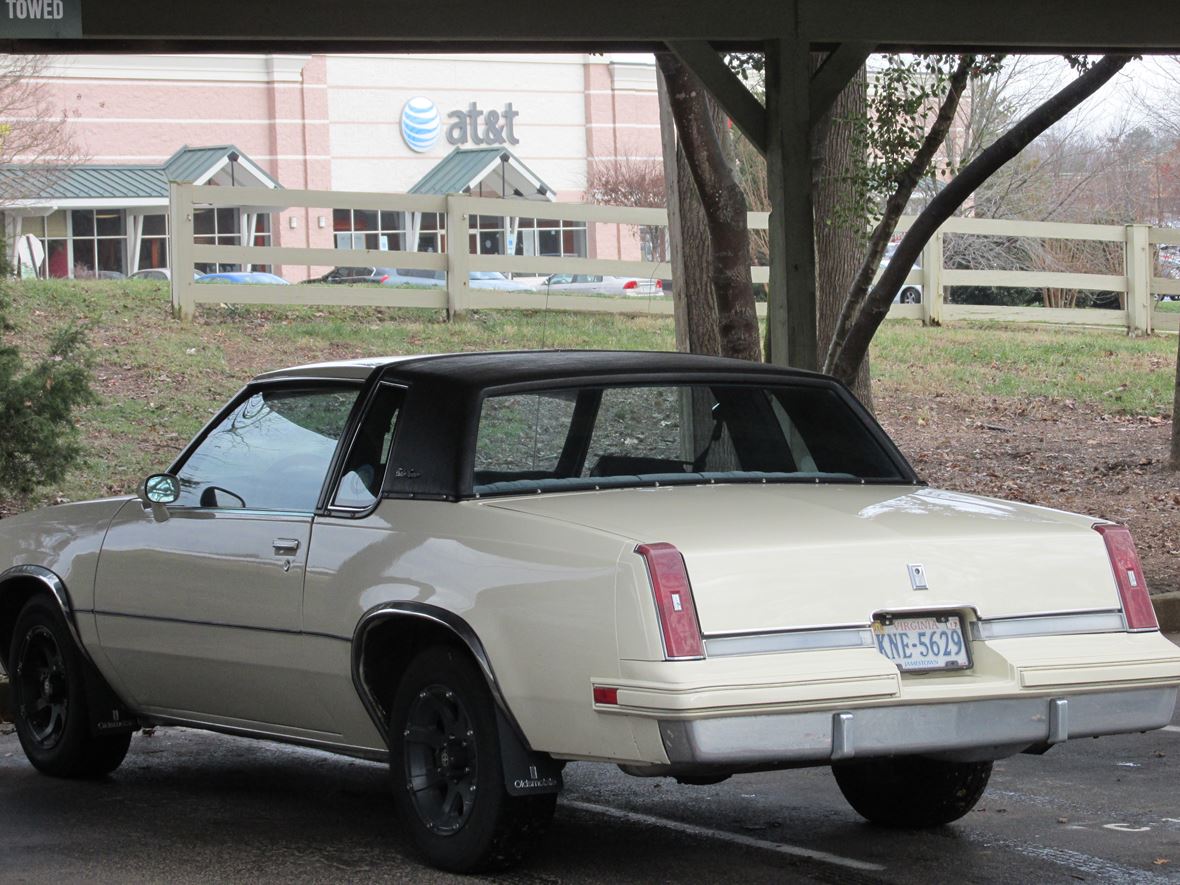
[704, 609, 1129, 659]
[971, 611, 1126, 641]
[0, 564, 94, 670]
[142, 716, 389, 762]
[705, 627, 874, 657]
[657, 687, 1177, 769]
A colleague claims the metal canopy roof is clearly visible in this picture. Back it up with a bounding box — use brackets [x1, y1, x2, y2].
[408, 148, 555, 201]
[0, 145, 279, 204]
[4, 0, 1180, 53]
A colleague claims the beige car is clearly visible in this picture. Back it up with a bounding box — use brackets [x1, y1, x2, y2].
[1, 350, 1178, 872]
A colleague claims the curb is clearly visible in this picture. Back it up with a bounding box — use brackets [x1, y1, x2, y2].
[1153, 591, 1180, 635]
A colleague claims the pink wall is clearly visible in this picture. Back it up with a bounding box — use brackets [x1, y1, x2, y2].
[23, 55, 665, 276]
[582, 62, 662, 264]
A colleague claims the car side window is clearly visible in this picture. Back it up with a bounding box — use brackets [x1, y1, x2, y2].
[332, 383, 405, 509]
[175, 386, 359, 512]
[474, 392, 577, 479]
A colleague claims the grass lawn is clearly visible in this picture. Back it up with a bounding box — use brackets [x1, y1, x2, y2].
[1, 278, 1176, 510]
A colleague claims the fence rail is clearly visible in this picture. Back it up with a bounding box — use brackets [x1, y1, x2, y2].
[169, 182, 1179, 333]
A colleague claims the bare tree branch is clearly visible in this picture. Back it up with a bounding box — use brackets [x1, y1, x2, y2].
[825, 54, 1133, 384]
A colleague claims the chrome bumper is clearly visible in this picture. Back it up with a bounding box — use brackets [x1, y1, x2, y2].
[656, 687, 1178, 768]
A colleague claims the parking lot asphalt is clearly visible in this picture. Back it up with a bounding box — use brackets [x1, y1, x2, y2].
[5, 716, 1180, 882]
[4, 649, 1180, 883]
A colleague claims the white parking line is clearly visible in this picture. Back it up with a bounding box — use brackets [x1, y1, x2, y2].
[561, 799, 885, 872]
[1162, 725, 1180, 733]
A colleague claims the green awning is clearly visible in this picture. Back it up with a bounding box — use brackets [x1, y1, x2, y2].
[408, 147, 554, 201]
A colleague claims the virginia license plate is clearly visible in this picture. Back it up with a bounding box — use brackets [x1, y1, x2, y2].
[872, 614, 971, 672]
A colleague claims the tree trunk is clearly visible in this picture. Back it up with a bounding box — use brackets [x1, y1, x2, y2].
[656, 51, 760, 363]
[812, 59, 872, 408]
[658, 68, 721, 356]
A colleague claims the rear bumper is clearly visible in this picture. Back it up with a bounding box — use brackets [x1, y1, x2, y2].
[655, 687, 1177, 769]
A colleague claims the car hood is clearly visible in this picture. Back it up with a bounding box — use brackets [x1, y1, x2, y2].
[480, 484, 1122, 633]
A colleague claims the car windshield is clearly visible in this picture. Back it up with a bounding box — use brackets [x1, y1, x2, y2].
[472, 382, 906, 496]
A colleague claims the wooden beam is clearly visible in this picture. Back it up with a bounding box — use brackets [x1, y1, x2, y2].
[764, 34, 818, 370]
[4, 0, 1177, 50]
[666, 40, 767, 155]
[809, 42, 873, 128]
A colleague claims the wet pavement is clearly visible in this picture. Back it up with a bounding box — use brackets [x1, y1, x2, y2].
[3, 705, 1180, 883]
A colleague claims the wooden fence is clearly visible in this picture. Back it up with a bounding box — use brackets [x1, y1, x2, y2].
[169, 182, 1180, 333]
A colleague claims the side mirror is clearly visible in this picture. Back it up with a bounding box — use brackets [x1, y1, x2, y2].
[143, 473, 180, 505]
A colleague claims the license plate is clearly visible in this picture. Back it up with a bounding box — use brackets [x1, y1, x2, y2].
[872, 613, 971, 672]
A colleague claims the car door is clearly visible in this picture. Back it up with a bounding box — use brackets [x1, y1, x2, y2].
[92, 382, 361, 736]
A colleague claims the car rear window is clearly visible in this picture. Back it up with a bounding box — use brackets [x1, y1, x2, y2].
[472, 382, 906, 496]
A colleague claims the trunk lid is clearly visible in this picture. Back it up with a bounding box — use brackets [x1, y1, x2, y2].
[481, 484, 1121, 634]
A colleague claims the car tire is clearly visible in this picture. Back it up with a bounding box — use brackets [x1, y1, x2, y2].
[389, 644, 556, 873]
[832, 756, 991, 828]
[9, 597, 131, 778]
[899, 287, 922, 304]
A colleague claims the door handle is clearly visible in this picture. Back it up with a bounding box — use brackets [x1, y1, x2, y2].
[272, 538, 301, 555]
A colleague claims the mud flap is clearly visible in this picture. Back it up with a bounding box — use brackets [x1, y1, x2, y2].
[496, 709, 563, 796]
[82, 662, 138, 737]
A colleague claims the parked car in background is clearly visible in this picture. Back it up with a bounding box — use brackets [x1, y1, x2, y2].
[378, 268, 533, 291]
[308, 266, 401, 285]
[129, 268, 203, 282]
[75, 269, 126, 280]
[532, 273, 663, 296]
[2, 350, 1177, 873]
[195, 271, 290, 285]
[882, 244, 922, 304]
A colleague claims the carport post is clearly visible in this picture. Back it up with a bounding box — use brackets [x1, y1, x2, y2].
[764, 36, 817, 370]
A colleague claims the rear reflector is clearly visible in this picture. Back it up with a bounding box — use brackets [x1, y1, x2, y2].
[1095, 524, 1158, 632]
[592, 686, 619, 705]
[636, 542, 705, 659]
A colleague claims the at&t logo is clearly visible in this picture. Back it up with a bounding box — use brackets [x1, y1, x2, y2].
[400, 97, 443, 153]
[400, 97, 522, 153]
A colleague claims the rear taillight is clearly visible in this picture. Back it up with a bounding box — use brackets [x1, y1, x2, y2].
[623, 279, 638, 290]
[379, 274, 390, 283]
[655, 279, 663, 290]
[636, 543, 704, 659]
[1095, 524, 1158, 631]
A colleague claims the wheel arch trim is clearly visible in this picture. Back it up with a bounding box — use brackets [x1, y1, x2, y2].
[351, 601, 533, 751]
[0, 564, 92, 671]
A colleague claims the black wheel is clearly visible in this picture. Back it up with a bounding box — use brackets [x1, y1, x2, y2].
[900, 287, 922, 304]
[9, 597, 131, 778]
[833, 756, 991, 828]
[389, 645, 555, 873]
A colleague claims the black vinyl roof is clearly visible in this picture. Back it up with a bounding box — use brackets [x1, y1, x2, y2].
[380, 349, 823, 390]
[355, 350, 869, 502]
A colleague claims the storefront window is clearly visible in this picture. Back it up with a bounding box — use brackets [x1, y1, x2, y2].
[70, 209, 126, 277]
[470, 214, 504, 255]
[194, 207, 241, 273]
[138, 213, 168, 271]
[512, 216, 587, 258]
[19, 212, 70, 278]
[333, 208, 405, 251]
[416, 213, 445, 253]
